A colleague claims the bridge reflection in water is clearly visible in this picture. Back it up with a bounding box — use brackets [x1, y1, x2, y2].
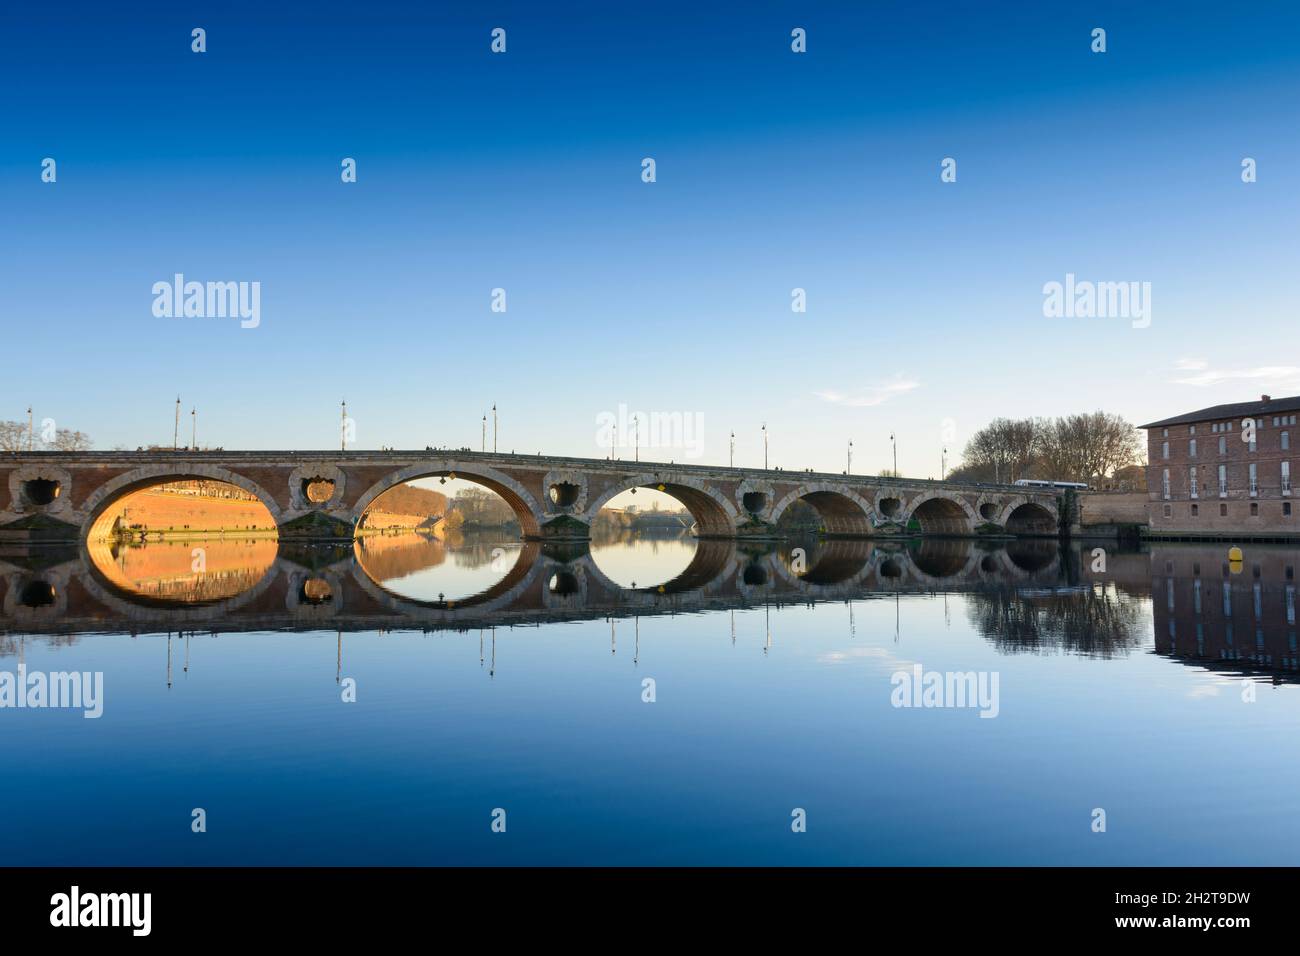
[2, 533, 1297, 683]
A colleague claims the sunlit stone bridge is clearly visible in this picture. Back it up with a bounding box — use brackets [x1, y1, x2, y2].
[0, 449, 1068, 542]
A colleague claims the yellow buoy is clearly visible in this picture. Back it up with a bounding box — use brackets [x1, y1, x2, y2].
[1228, 546, 1243, 562]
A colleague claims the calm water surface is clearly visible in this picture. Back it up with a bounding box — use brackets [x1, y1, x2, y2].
[2, 532, 1298, 865]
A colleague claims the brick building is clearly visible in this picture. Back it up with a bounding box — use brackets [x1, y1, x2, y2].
[1142, 394, 1299, 538]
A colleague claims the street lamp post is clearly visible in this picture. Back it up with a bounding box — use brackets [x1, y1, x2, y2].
[633, 415, 639, 462]
[341, 400, 347, 452]
[191, 408, 196, 451]
[730, 431, 735, 468]
[941, 447, 947, 480]
[762, 423, 768, 470]
[847, 439, 853, 474]
[173, 396, 181, 451]
[492, 404, 498, 453]
[482, 415, 486, 452]
[890, 431, 897, 477]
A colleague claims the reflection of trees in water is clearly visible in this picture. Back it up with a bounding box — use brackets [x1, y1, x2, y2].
[966, 584, 1146, 658]
[0, 633, 82, 656]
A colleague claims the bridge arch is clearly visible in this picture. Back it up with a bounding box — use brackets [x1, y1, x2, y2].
[999, 498, 1059, 536]
[584, 473, 738, 537]
[350, 461, 544, 539]
[79, 463, 284, 540]
[769, 483, 874, 535]
[905, 491, 978, 536]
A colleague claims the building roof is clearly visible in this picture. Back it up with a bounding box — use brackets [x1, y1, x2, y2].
[1141, 394, 1300, 430]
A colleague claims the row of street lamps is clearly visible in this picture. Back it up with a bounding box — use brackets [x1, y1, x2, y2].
[167, 395, 951, 478]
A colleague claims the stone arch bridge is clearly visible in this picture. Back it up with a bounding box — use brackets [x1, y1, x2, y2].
[0, 450, 1067, 543]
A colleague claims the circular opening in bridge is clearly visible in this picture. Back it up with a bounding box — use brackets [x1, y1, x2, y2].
[303, 477, 336, 504]
[548, 570, 580, 596]
[19, 580, 57, 608]
[879, 558, 903, 579]
[299, 578, 333, 605]
[549, 482, 580, 508]
[23, 479, 61, 506]
[355, 476, 527, 605]
[592, 485, 698, 590]
[979, 502, 998, 521]
[86, 478, 278, 606]
[878, 497, 902, 519]
[742, 492, 768, 515]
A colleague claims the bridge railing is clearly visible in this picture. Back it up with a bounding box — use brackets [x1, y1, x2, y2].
[1, 449, 1047, 495]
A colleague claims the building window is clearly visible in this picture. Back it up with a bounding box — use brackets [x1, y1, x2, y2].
[1162, 441, 1169, 459]
[1286, 502, 1293, 517]
[1189, 425, 1196, 435]
[1189, 466, 1198, 498]
[1249, 463, 1258, 496]
[1219, 436, 1227, 455]
[1213, 423, 1219, 433]
[1191, 503, 1199, 516]
[1162, 468, 1171, 499]
[1189, 438, 1197, 457]
[1221, 503, 1228, 516]
[1219, 464, 1228, 497]
[1251, 502, 1259, 516]
[1284, 461, 1292, 496]
[1162, 428, 1169, 437]
[1163, 504, 1172, 518]
[1283, 431, 1290, 451]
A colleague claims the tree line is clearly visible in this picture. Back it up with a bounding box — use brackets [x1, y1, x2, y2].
[947, 412, 1145, 488]
[0, 420, 93, 452]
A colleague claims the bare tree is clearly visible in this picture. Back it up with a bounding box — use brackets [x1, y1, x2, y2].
[961, 417, 1041, 482]
[0, 421, 29, 452]
[960, 411, 1142, 484]
[47, 429, 93, 451]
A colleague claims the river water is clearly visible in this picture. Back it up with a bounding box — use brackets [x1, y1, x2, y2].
[1, 532, 1297, 865]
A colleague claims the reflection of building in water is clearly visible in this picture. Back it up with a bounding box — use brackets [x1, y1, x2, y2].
[353, 532, 447, 581]
[1151, 544, 1299, 681]
[965, 581, 1147, 658]
[87, 537, 278, 604]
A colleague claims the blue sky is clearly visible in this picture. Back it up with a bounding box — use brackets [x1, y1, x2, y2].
[3, 1, 1298, 477]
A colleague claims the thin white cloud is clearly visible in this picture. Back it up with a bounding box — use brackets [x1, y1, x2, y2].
[815, 377, 920, 408]
[1171, 358, 1300, 389]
